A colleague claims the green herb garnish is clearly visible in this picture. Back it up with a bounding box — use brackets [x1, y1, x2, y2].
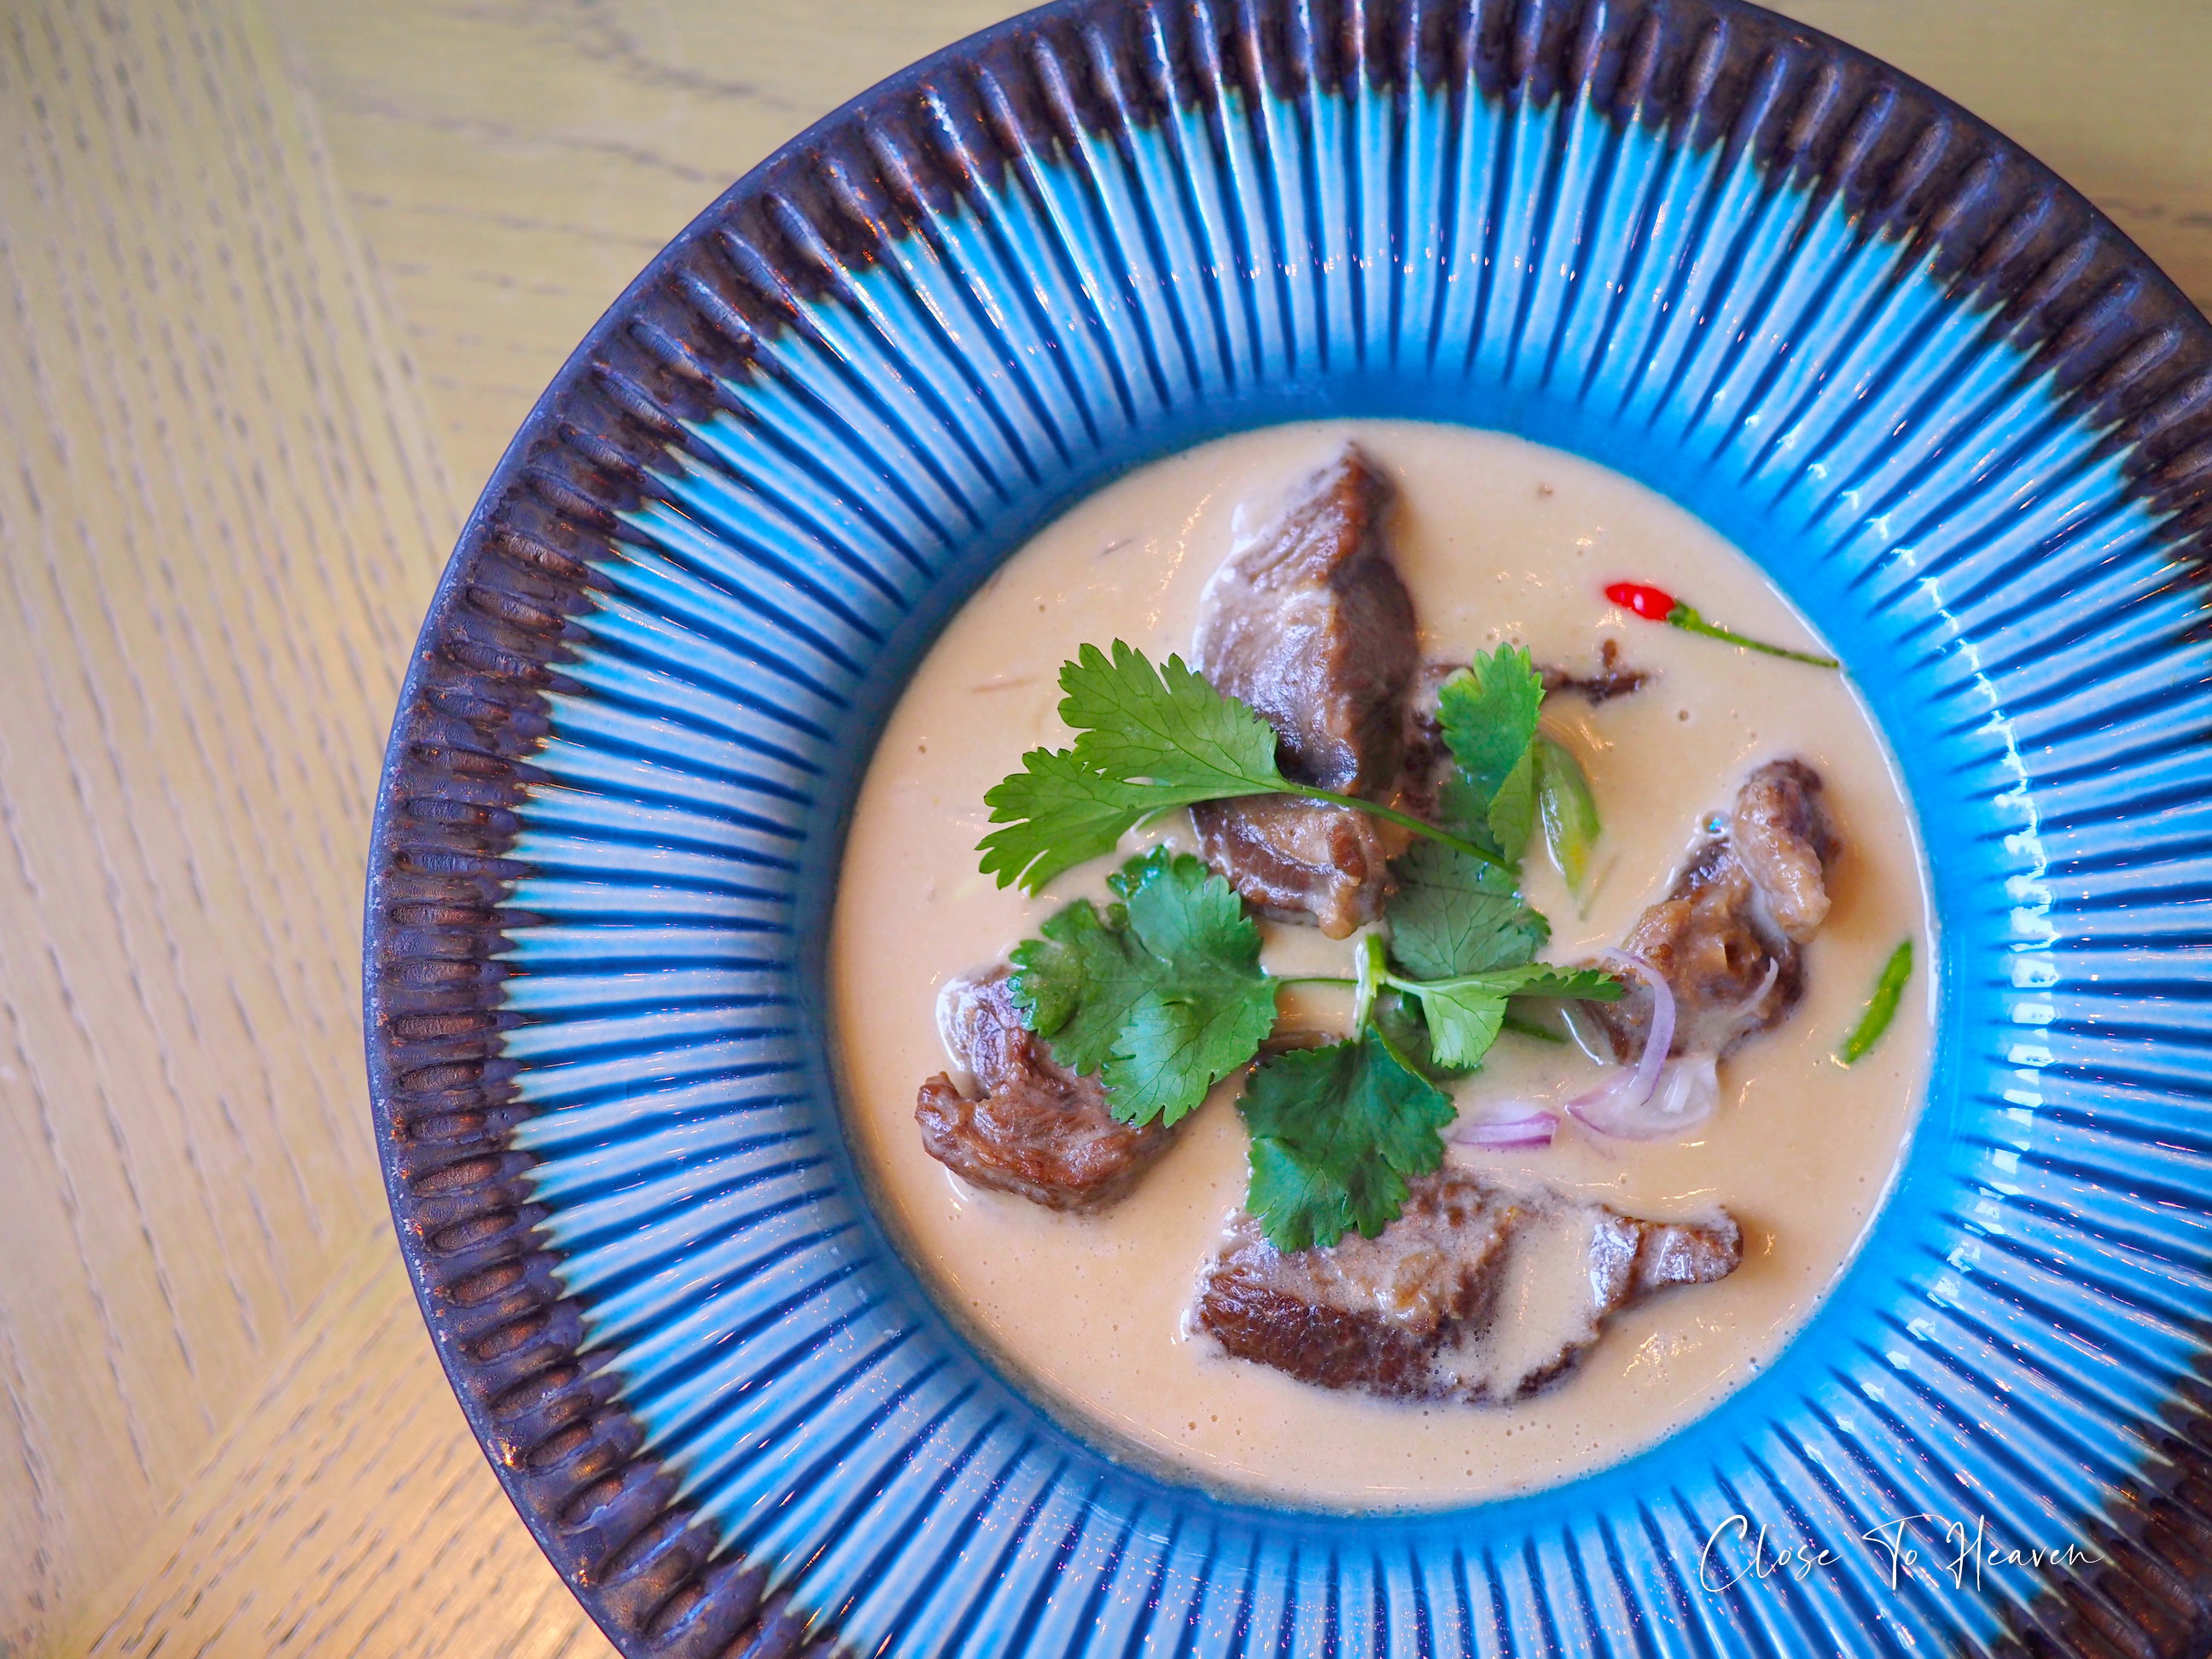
[1838, 939, 1914, 1064]
[981, 638, 1623, 1252]
[1010, 849, 1279, 1127]
[1435, 644, 1545, 855]
[1238, 1027, 1456, 1251]
[1384, 840, 1549, 981]
[1385, 964, 1619, 1070]
[977, 642, 1505, 892]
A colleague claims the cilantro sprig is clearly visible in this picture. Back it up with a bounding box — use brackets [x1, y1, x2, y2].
[1237, 941, 1614, 1249]
[1364, 941, 1617, 1070]
[977, 642, 1506, 891]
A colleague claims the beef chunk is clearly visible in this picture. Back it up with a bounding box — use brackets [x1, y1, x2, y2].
[1190, 446, 1419, 937]
[1732, 757, 1839, 944]
[1192, 1169, 1741, 1403]
[1540, 638, 1650, 706]
[1195, 445, 1417, 794]
[1189, 795, 1397, 942]
[1589, 759, 1840, 1066]
[916, 970, 1171, 1211]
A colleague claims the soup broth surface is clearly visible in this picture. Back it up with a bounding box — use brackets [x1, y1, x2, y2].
[830, 421, 1933, 1508]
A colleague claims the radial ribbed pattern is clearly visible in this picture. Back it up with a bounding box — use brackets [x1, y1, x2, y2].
[366, 3, 2212, 1655]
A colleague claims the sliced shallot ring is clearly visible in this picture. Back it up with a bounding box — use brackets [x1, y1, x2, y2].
[1564, 950, 1726, 1141]
[1564, 950, 1674, 1136]
[1647, 1052, 1721, 1129]
[1451, 1103, 1559, 1149]
[1569, 963, 1760, 1139]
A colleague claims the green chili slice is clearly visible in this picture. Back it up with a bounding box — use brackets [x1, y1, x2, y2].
[1838, 940, 1914, 1064]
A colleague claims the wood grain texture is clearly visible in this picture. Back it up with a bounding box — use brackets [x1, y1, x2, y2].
[0, 0, 454, 1648]
[5, 1, 2211, 1656]
[67, 1226, 605, 1659]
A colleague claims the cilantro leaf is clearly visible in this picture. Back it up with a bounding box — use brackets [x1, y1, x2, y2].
[1009, 849, 1278, 1126]
[1432, 770, 1493, 842]
[1109, 991, 1257, 1127]
[1239, 1029, 1455, 1252]
[1393, 964, 1621, 1071]
[1114, 836, 1254, 959]
[1437, 644, 1543, 811]
[975, 749, 1178, 894]
[1409, 983, 1509, 1071]
[1371, 987, 1464, 1079]
[1487, 747, 1536, 860]
[1377, 989, 1565, 1071]
[1006, 895, 1151, 1077]
[1385, 840, 1549, 981]
[978, 643, 1286, 891]
[1485, 965, 1621, 1000]
[1059, 641, 1281, 798]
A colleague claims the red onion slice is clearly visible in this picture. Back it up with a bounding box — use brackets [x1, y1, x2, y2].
[1648, 1052, 1720, 1126]
[1563, 949, 1720, 1141]
[1455, 951, 1725, 1148]
[1564, 951, 1673, 1134]
[1567, 963, 1753, 1140]
[1451, 1102, 1559, 1149]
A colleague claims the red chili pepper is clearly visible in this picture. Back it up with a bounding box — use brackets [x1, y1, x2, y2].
[1602, 580, 1839, 669]
[1604, 581, 1679, 623]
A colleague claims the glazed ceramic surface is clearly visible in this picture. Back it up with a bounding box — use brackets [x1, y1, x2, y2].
[364, 2, 2212, 1654]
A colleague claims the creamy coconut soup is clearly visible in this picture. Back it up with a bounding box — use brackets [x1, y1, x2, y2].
[830, 421, 1933, 1508]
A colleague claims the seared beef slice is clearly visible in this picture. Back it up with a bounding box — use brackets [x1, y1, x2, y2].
[1590, 759, 1841, 1067]
[1190, 446, 1419, 937]
[916, 970, 1171, 1211]
[1540, 638, 1650, 706]
[1194, 1170, 1741, 1402]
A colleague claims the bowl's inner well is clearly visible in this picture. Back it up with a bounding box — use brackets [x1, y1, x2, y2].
[830, 417, 1936, 1508]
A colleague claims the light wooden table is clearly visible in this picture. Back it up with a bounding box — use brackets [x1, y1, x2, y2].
[3, 3, 2205, 1655]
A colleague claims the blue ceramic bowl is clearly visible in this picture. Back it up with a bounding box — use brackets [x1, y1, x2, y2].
[365, 2, 2212, 1653]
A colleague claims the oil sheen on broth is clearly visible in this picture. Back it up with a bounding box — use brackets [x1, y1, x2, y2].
[830, 421, 1933, 1508]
